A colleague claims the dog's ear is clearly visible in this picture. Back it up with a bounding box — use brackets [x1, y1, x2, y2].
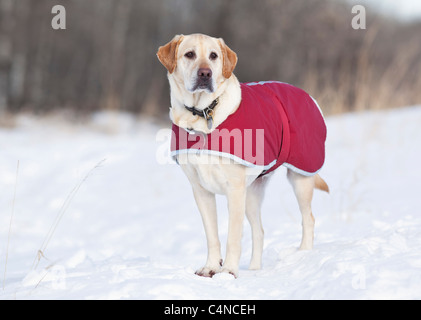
[157, 35, 184, 74]
[218, 38, 237, 79]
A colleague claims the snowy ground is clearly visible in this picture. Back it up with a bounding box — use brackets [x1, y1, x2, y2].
[1, 106, 421, 300]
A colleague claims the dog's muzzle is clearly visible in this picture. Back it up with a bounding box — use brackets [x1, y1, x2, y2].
[193, 68, 214, 92]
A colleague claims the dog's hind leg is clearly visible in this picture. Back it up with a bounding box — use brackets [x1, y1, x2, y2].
[287, 169, 315, 250]
[246, 176, 270, 270]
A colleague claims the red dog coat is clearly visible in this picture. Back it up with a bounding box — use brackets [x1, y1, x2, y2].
[171, 81, 326, 176]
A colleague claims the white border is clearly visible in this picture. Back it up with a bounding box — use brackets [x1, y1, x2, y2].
[171, 149, 322, 176]
[246, 80, 287, 87]
[171, 149, 277, 171]
[282, 162, 322, 177]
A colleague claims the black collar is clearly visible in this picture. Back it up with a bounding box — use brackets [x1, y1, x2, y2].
[184, 97, 219, 130]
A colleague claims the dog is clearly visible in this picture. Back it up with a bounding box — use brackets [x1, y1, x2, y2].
[157, 33, 329, 278]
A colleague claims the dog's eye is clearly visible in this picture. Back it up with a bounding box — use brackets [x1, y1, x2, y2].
[184, 51, 196, 59]
[209, 52, 218, 60]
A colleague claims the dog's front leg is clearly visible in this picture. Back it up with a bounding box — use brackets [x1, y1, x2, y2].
[191, 184, 222, 277]
[222, 187, 247, 278]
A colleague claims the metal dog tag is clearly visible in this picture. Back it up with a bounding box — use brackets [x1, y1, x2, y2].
[207, 117, 213, 130]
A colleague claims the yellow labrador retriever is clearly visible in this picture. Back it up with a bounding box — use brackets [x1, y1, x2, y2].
[157, 33, 328, 278]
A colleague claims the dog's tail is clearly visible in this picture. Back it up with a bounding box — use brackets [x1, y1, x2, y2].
[315, 174, 329, 193]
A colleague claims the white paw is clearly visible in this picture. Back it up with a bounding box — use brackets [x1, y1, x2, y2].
[195, 259, 222, 278]
[220, 266, 238, 278]
[212, 272, 236, 281]
[195, 266, 220, 277]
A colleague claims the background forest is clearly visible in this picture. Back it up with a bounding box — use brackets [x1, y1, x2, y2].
[0, 0, 420, 118]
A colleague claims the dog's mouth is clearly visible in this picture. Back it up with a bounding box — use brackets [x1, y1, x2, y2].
[190, 79, 214, 93]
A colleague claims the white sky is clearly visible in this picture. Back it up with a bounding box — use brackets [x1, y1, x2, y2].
[347, 0, 421, 21]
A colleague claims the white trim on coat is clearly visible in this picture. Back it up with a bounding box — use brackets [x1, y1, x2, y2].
[171, 149, 277, 171]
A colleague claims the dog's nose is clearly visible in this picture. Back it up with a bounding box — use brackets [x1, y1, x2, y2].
[197, 68, 212, 80]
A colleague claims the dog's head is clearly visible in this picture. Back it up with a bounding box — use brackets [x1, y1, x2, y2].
[157, 34, 237, 94]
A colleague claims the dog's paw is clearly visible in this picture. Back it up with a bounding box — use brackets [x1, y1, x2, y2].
[212, 272, 236, 281]
[195, 266, 221, 278]
[194, 259, 223, 278]
[220, 266, 238, 278]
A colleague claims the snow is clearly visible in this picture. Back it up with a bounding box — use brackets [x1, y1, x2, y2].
[1, 106, 421, 300]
